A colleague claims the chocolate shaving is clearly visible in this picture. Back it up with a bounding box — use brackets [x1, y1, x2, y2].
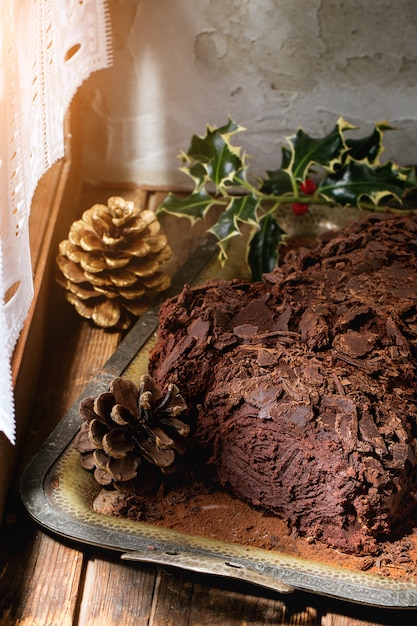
[150, 214, 417, 555]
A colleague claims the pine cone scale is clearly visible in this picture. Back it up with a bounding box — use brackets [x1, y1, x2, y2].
[129, 259, 160, 277]
[80, 254, 107, 273]
[93, 392, 117, 423]
[84, 272, 113, 287]
[110, 405, 134, 426]
[102, 429, 135, 458]
[137, 439, 176, 470]
[152, 427, 174, 449]
[75, 375, 190, 492]
[56, 196, 172, 329]
[94, 468, 113, 486]
[93, 448, 110, 471]
[159, 416, 190, 437]
[109, 270, 137, 287]
[89, 419, 109, 447]
[102, 255, 131, 269]
[122, 301, 149, 317]
[110, 378, 139, 412]
[107, 456, 139, 482]
[56, 255, 85, 283]
[79, 232, 105, 252]
[92, 302, 122, 328]
[117, 286, 148, 300]
[67, 283, 98, 299]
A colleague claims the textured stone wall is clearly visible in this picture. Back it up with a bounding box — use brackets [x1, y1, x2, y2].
[77, 0, 417, 186]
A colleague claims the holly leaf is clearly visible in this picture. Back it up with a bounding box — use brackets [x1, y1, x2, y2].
[281, 145, 292, 169]
[319, 160, 417, 207]
[260, 167, 294, 196]
[156, 116, 417, 282]
[156, 189, 217, 224]
[180, 117, 248, 189]
[285, 116, 354, 181]
[209, 194, 260, 263]
[183, 156, 209, 188]
[247, 214, 285, 281]
[344, 121, 394, 165]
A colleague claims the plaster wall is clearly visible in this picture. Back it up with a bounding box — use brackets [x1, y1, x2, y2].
[77, 0, 417, 187]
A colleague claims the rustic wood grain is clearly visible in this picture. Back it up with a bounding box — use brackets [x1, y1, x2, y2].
[3, 183, 417, 625]
[1, 152, 78, 524]
[13, 319, 122, 482]
[321, 599, 417, 626]
[148, 567, 194, 624]
[322, 617, 384, 626]
[0, 531, 83, 626]
[78, 554, 157, 625]
[188, 580, 309, 625]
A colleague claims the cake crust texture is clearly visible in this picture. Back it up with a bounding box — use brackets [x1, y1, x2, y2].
[149, 214, 417, 555]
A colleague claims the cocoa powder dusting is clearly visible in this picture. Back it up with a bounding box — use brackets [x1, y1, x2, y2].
[93, 483, 417, 581]
[90, 213, 417, 581]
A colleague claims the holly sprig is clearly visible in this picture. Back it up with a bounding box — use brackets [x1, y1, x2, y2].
[156, 117, 417, 280]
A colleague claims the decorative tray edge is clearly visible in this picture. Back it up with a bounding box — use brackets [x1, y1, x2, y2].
[19, 236, 417, 610]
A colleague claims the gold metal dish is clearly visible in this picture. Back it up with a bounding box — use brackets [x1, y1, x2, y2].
[20, 236, 417, 609]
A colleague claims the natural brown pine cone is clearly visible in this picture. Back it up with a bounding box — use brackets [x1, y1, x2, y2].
[74, 375, 190, 493]
[56, 196, 172, 329]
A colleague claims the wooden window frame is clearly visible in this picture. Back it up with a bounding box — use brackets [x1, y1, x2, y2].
[0, 113, 82, 522]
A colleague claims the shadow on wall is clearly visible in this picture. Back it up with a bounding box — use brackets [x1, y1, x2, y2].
[76, 0, 417, 186]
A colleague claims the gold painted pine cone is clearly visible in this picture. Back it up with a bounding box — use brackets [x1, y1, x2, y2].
[75, 375, 190, 493]
[56, 196, 172, 329]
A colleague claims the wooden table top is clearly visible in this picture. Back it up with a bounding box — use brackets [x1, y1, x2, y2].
[1, 187, 417, 625]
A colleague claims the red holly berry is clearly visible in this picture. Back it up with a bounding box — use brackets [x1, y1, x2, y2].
[300, 178, 317, 195]
[292, 202, 309, 216]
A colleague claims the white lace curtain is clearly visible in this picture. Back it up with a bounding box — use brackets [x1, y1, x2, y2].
[0, 0, 112, 443]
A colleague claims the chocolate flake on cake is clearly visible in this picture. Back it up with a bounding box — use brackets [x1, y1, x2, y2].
[148, 213, 417, 555]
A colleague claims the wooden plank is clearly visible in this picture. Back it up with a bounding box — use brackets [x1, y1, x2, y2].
[5, 178, 411, 626]
[46, 321, 122, 414]
[189, 579, 317, 625]
[322, 617, 383, 626]
[78, 555, 157, 625]
[1, 113, 82, 525]
[148, 567, 193, 624]
[322, 605, 417, 626]
[189, 582, 286, 625]
[148, 568, 319, 626]
[0, 530, 83, 626]
[12, 112, 82, 389]
[14, 320, 121, 479]
[0, 157, 75, 526]
[12, 158, 71, 385]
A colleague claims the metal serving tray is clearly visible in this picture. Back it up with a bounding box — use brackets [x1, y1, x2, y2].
[20, 236, 417, 609]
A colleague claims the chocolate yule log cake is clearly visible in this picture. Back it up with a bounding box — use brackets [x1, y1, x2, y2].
[148, 213, 417, 555]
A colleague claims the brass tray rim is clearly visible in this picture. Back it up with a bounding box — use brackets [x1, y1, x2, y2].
[19, 236, 417, 610]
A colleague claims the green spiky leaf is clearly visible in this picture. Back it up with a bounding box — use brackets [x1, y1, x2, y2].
[156, 189, 216, 223]
[344, 121, 394, 165]
[284, 116, 354, 181]
[181, 117, 247, 189]
[248, 214, 285, 281]
[260, 167, 294, 196]
[319, 161, 417, 207]
[208, 194, 260, 263]
[156, 116, 417, 282]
